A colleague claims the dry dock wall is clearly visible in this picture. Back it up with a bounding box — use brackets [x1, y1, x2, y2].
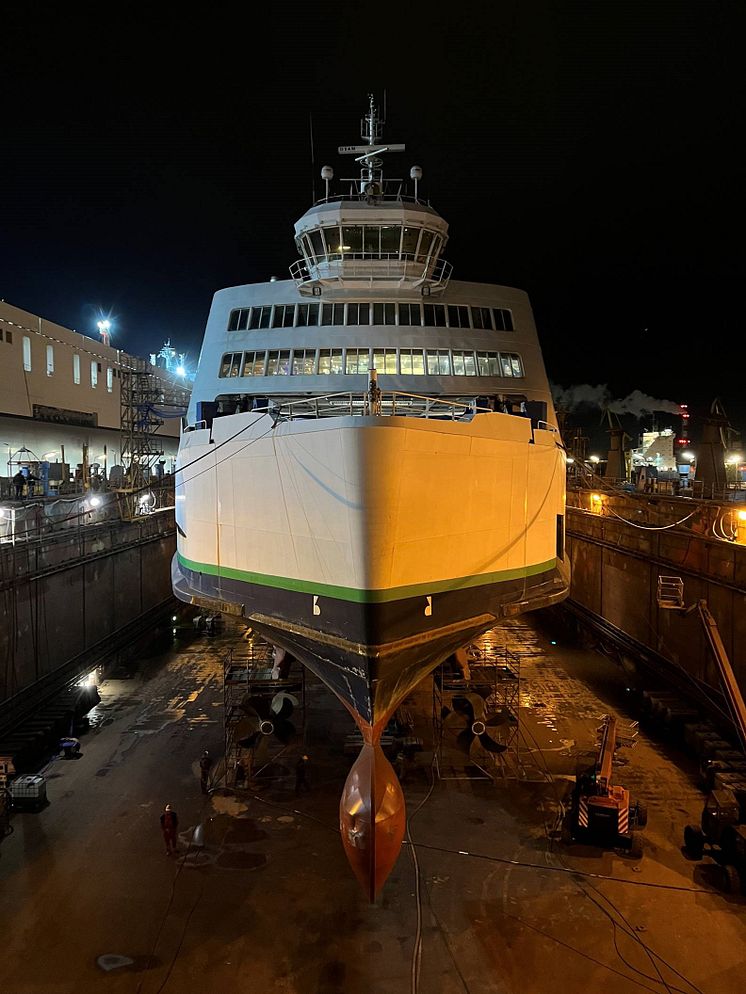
[0, 507, 176, 708]
[566, 491, 746, 696]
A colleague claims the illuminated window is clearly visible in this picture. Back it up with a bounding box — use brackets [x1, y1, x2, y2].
[292, 349, 316, 375]
[242, 351, 267, 375]
[106, 367, 113, 392]
[220, 353, 242, 377]
[399, 349, 425, 375]
[91, 360, 98, 387]
[318, 348, 343, 374]
[499, 353, 524, 377]
[341, 226, 363, 256]
[23, 335, 31, 371]
[452, 351, 477, 375]
[426, 350, 451, 375]
[477, 352, 500, 376]
[73, 354, 81, 384]
[46, 344, 54, 376]
[372, 348, 397, 374]
[345, 348, 370, 374]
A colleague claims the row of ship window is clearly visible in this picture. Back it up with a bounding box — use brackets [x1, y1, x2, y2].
[297, 224, 443, 264]
[228, 302, 514, 332]
[18, 334, 114, 389]
[220, 348, 524, 379]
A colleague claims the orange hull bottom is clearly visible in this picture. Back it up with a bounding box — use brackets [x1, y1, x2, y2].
[339, 718, 406, 902]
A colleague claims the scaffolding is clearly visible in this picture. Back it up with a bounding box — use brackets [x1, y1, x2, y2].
[223, 634, 306, 788]
[433, 636, 523, 782]
[118, 357, 190, 518]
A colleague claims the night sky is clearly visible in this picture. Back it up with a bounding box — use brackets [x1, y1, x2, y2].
[3, 3, 744, 445]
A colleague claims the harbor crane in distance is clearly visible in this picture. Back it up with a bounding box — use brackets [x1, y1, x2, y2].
[564, 713, 645, 858]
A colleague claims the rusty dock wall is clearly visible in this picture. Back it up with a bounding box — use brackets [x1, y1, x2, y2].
[565, 489, 746, 698]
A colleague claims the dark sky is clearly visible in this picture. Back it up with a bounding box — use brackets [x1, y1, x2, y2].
[3, 2, 744, 442]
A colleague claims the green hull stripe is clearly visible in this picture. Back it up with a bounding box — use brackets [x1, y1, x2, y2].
[177, 552, 557, 604]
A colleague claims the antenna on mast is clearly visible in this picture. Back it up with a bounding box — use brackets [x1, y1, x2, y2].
[309, 111, 316, 202]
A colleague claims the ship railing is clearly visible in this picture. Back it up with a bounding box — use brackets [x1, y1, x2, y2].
[312, 191, 430, 207]
[260, 391, 494, 422]
[289, 255, 452, 292]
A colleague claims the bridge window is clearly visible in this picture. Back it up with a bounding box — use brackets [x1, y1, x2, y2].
[321, 303, 345, 325]
[73, 354, 81, 384]
[90, 360, 98, 387]
[318, 348, 343, 374]
[292, 349, 316, 375]
[373, 302, 396, 325]
[228, 308, 251, 331]
[492, 308, 514, 331]
[447, 305, 470, 328]
[341, 226, 363, 256]
[266, 350, 291, 375]
[471, 307, 493, 330]
[46, 344, 55, 376]
[345, 348, 370, 374]
[398, 303, 422, 326]
[401, 226, 420, 258]
[323, 226, 342, 259]
[23, 335, 32, 371]
[220, 353, 242, 377]
[423, 303, 447, 327]
[309, 231, 325, 261]
[426, 350, 451, 375]
[249, 306, 272, 329]
[416, 230, 435, 263]
[380, 226, 401, 255]
[347, 302, 369, 325]
[399, 349, 426, 375]
[272, 304, 296, 328]
[296, 303, 319, 326]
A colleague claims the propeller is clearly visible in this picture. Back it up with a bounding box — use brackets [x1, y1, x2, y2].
[441, 693, 509, 757]
[237, 691, 297, 747]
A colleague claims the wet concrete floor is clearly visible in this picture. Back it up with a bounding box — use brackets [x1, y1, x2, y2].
[0, 611, 743, 993]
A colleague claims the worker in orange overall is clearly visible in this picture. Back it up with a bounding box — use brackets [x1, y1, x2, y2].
[160, 804, 178, 855]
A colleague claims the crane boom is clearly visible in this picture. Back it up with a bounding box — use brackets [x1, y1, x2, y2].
[696, 600, 746, 754]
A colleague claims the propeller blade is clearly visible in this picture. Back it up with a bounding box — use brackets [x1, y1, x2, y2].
[270, 691, 299, 718]
[455, 728, 475, 754]
[477, 731, 508, 755]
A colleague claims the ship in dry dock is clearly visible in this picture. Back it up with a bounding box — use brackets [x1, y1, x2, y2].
[172, 97, 570, 897]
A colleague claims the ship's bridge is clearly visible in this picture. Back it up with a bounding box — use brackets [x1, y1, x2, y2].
[290, 187, 451, 297]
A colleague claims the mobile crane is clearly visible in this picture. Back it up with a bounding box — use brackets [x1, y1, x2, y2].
[564, 713, 646, 858]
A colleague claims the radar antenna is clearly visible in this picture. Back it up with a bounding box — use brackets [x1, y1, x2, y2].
[337, 94, 405, 200]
